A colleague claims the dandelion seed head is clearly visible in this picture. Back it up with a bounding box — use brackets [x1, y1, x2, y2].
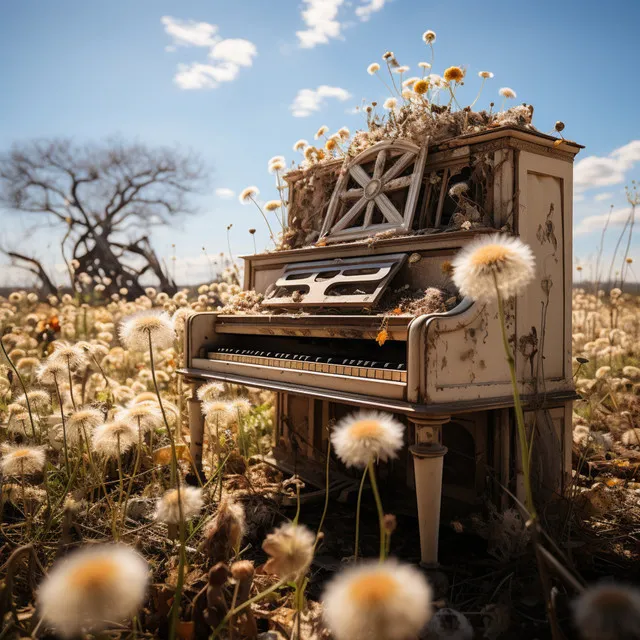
[394, 65, 410, 74]
[383, 97, 398, 110]
[331, 411, 404, 468]
[0, 445, 46, 476]
[423, 30, 436, 43]
[293, 139, 308, 152]
[50, 341, 87, 369]
[239, 186, 259, 203]
[367, 63, 380, 75]
[36, 359, 67, 385]
[262, 522, 315, 581]
[322, 559, 433, 640]
[452, 233, 535, 303]
[155, 486, 204, 524]
[499, 87, 517, 99]
[196, 381, 225, 402]
[418, 61, 432, 69]
[92, 421, 137, 457]
[119, 311, 175, 351]
[314, 125, 329, 139]
[479, 71, 494, 79]
[37, 544, 148, 638]
[265, 200, 282, 211]
[572, 583, 640, 640]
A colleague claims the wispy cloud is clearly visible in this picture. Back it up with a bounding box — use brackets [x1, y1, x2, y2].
[162, 16, 257, 90]
[290, 85, 351, 117]
[594, 192, 614, 202]
[355, 0, 388, 21]
[215, 187, 235, 199]
[296, 0, 345, 48]
[574, 140, 640, 191]
[575, 206, 632, 235]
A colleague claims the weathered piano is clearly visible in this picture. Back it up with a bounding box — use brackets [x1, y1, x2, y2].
[180, 126, 582, 566]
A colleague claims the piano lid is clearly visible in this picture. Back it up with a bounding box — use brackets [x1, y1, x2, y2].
[262, 253, 407, 309]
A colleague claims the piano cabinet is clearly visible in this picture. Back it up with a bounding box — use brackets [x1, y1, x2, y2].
[180, 127, 582, 567]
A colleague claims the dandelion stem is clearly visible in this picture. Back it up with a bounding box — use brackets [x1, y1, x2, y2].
[0, 338, 37, 440]
[249, 196, 277, 247]
[53, 376, 70, 477]
[354, 465, 367, 560]
[66, 355, 77, 411]
[367, 459, 387, 562]
[494, 277, 535, 518]
[210, 579, 287, 639]
[148, 330, 178, 488]
[313, 439, 331, 551]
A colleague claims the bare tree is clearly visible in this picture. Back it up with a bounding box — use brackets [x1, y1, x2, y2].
[0, 138, 207, 297]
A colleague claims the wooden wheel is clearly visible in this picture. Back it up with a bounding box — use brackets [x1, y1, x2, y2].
[320, 139, 429, 242]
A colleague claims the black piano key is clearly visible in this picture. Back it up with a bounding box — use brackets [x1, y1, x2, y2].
[398, 363, 406, 370]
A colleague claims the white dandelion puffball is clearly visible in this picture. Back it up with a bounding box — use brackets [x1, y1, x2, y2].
[38, 544, 149, 638]
[66, 407, 104, 444]
[119, 310, 175, 351]
[0, 445, 46, 476]
[452, 233, 535, 303]
[155, 486, 204, 524]
[322, 559, 433, 640]
[92, 421, 137, 457]
[331, 411, 404, 468]
[499, 87, 517, 99]
[383, 97, 398, 110]
[572, 583, 640, 640]
[239, 186, 259, 203]
[262, 522, 315, 581]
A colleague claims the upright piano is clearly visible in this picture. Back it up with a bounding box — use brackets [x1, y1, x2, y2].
[180, 127, 582, 566]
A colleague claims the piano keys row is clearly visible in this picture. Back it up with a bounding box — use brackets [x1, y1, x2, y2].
[207, 348, 407, 383]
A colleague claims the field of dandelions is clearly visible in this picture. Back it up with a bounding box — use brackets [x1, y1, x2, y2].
[1, 274, 640, 639]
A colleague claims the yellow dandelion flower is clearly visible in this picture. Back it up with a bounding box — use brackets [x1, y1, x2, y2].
[444, 66, 465, 83]
[413, 79, 429, 95]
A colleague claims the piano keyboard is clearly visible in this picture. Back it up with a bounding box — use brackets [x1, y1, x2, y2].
[207, 347, 407, 382]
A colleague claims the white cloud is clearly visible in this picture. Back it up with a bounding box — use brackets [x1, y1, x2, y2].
[174, 62, 239, 89]
[162, 16, 257, 90]
[290, 85, 351, 117]
[215, 188, 235, 199]
[575, 206, 632, 235]
[161, 16, 218, 49]
[574, 140, 640, 191]
[594, 192, 614, 202]
[355, 0, 387, 21]
[574, 194, 585, 202]
[296, 0, 344, 48]
[209, 39, 257, 67]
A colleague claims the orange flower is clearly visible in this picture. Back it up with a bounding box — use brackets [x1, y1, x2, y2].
[443, 66, 465, 83]
[376, 329, 389, 346]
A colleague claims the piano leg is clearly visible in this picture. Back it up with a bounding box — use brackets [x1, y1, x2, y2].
[409, 415, 450, 568]
[188, 385, 205, 479]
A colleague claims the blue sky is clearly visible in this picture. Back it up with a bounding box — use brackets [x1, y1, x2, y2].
[1, 0, 639, 285]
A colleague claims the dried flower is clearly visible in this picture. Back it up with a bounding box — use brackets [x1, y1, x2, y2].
[572, 583, 640, 640]
[382, 51, 394, 60]
[201, 497, 246, 561]
[479, 71, 494, 79]
[331, 411, 404, 468]
[37, 544, 148, 638]
[499, 87, 517, 99]
[293, 139, 308, 151]
[16, 389, 50, 412]
[322, 559, 433, 640]
[50, 341, 87, 369]
[0, 445, 46, 476]
[155, 486, 204, 524]
[262, 522, 315, 581]
[326, 138, 338, 151]
[239, 186, 259, 203]
[422, 30, 436, 44]
[418, 61, 431, 69]
[413, 79, 429, 95]
[338, 127, 350, 140]
[443, 66, 465, 83]
[394, 65, 410, 74]
[119, 311, 175, 351]
[452, 233, 535, 303]
[367, 63, 380, 75]
[117, 404, 163, 433]
[383, 97, 398, 110]
[314, 125, 329, 139]
[449, 182, 469, 198]
[36, 359, 66, 385]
